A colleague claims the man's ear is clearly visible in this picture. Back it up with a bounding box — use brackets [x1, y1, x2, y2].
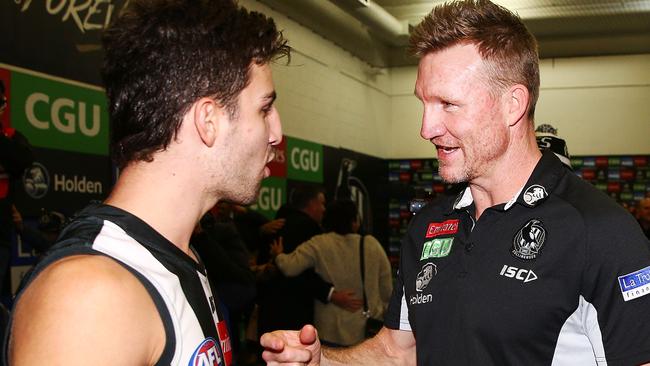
[193, 98, 225, 147]
[506, 84, 529, 127]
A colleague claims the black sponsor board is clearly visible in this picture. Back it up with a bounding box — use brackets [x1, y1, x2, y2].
[14, 147, 111, 218]
[0, 0, 129, 85]
[322, 146, 388, 247]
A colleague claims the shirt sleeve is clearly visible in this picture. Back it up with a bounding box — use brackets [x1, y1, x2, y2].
[383, 231, 413, 332]
[581, 207, 650, 366]
[368, 235, 393, 306]
[383, 270, 411, 331]
[275, 237, 318, 277]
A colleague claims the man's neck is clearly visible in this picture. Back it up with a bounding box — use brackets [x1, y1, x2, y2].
[105, 160, 216, 257]
[469, 133, 542, 219]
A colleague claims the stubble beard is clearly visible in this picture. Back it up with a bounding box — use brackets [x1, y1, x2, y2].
[438, 128, 508, 185]
[222, 169, 264, 206]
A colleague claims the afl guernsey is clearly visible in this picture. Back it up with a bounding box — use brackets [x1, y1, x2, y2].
[5, 204, 232, 366]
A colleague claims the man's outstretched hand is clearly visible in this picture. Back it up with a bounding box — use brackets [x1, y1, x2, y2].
[261, 324, 322, 365]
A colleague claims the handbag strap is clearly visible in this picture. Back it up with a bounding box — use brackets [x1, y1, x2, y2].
[359, 235, 369, 315]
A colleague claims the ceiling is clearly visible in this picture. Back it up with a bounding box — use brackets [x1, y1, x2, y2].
[256, 0, 650, 67]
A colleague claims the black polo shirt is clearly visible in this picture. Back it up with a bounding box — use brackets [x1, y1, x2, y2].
[385, 151, 650, 365]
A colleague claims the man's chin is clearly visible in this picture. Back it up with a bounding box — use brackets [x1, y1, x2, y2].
[439, 168, 467, 185]
[242, 179, 264, 206]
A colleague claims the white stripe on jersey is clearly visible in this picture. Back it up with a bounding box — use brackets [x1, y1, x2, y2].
[551, 295, 606, 366]
[399, 287, 412, 331]
[92, 219, 217, 365]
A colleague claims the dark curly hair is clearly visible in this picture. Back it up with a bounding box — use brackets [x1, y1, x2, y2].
[409, 0, 539, 119]
[102, 0, 290, 168]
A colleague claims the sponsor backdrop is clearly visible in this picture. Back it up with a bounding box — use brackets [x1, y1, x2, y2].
[1, 62, 112, 296]
[571, 156, 650, 203]
[249, 137, 388, 252]
[387, 155, 650, 262]
[0, 0, 130, 86]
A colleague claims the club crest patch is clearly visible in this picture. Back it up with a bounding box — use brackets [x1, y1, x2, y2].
[618, 265, 650, 302]
[511, 219, 547, 260]
[523, 185, 548, 206]
[416, 263, 437, 292]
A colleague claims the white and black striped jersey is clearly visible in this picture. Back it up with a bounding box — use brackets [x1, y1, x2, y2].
[385, 151, 650, 365]
[5, 204, 232, 366]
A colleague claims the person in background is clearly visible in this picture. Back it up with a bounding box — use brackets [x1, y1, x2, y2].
[535, 123, 571, 168]
[260, 1, 650, 365]
[7, 0, 289, 364]
[12, 207, 67, 257]
[271, 200, 392, 347]
[0, 80, 34, 299]
[256, 185, 362, 339]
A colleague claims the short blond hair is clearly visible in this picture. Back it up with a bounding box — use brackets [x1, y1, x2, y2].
[409, 0, 539, 119]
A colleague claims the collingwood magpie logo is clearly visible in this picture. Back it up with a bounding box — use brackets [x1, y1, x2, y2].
[512, 219, 547, 260]
[523, 185, 547, 206]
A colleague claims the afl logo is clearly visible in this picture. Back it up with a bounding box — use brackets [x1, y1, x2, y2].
[189, 337, 224, 366]
[512, 219, 547, 260]
[23, 162, 49, 199]
[523, 185, 547, 206]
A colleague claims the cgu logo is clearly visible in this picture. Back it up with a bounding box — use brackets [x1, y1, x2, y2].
[290, 147, 319, 172]
[25, 93, 101, 137]
[256, 186, 282, 211]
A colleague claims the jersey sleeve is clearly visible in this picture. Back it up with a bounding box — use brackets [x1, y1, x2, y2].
[582, 208, 650, 366]
[383, 269, 411, 331]
[384, 227, 417, 332]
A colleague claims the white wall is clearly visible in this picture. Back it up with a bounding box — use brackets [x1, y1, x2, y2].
[537, 55, 650, 156]
[389, 54, 650, 158]
[243, 0, 392, 158]
[245, 1, 650, 159]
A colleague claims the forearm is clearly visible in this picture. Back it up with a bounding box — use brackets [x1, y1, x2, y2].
[275, 251, 313, 277]
[321, 328, 415, 366]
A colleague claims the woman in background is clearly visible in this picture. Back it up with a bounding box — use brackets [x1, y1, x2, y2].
[271, 200, 392, 346]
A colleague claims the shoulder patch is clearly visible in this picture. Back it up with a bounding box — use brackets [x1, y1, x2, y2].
[523, 184, 548, 206]
[618, 265, 650, 302]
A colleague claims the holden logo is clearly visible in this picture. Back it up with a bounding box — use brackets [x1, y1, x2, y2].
[416, 263, 436, 292]
[23, 162, 50, 199]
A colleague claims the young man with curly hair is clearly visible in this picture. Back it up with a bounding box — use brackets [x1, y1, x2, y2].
[7, 1, 288, 365]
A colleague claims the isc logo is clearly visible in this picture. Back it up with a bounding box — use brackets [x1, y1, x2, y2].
[25, 92, 101, 137]
[499, 265, 538, 283]
[290, 147, 319, 172]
